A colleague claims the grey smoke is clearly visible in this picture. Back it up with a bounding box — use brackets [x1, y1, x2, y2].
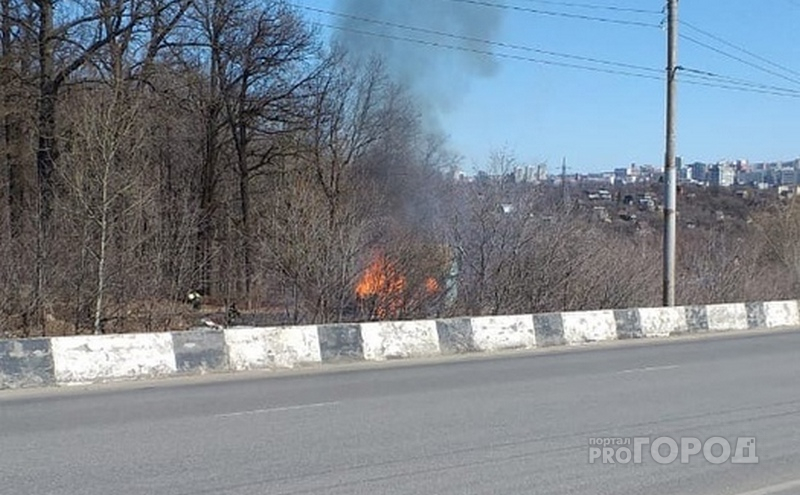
[333, 0, 506, 123]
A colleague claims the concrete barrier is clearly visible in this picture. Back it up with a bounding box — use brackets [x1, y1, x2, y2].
[435, 318, 476, 354]
[224, 325, 321, 370]
[614, 309, 642, 339]
[638, 306, 687, 337]
[469, 315, 536, 352]
[317, 324, 364, 363]
[533, 313, 566, 346]
[0, 339, 54, 389]
[706, 303, 749, 332]
[3, 298, 800, 390]
[360, 320, 440, 361]
[763, 300, 800, 328]
[50, 333, 177, 384]
[561, 310, 617, 344]
[685, 306, 709, 332]
[172, 329, 227, 373]
[745, 302, 767, 329]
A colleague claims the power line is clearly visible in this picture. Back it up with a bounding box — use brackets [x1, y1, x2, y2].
[297, 4, 661, 75]
[681, 67, 800, 96]
[438, 0, 661, 28]
[510, 0, 662, 15]
[681, 20, 800, 79]
[319, 23, 663, 80]
[319, 22, 800, 98]
[680, 78, 800, 98]
[316, 17, 800, 98]
[680, 33, 800, 87]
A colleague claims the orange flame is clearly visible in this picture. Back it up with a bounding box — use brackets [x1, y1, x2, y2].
[424, 277, 440, 294]
[356, 254, 406, 319]
[356, 253, 443, 319]
[355, 254, 405, 298]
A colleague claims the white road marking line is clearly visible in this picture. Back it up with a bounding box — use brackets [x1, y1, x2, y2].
[617, 365, 679, 374]
[215, 401, 340, 418]
[731, 479, 800, 495]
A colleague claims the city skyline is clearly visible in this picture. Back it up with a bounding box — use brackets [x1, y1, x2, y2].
[463, 154, 800, 178]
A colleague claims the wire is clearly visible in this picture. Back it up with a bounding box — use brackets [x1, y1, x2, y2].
[319, 23, 663, 80]
[438, 0, 661, 28]
[681, 78, 800, 98]
[681, 20, 800, 79]
[681, 67, 800, 96]
[297, 4, 661, 74]
[509, 0, 662, 15]
[680, 33, 800, 88]
[313, 20, 800, 99]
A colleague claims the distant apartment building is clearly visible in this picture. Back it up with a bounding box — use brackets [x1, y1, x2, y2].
[614, 164, 641, 184]
[535, 164, 548, 182]
[451, 168, 467, 182]
[680, 164, 693, 182]
[689, 162, 708, 182]
[709, 163, 736, 187]
[778, 168, 797, 186]
[734, 159, 749, 172]
[581, 173, 613, 185]
[638, 165, 657, 182]
[738, 170, 766, 186]
[514, 167, 526, 183]
[675, 156, 687, 180]
[511, 164, 549, 183]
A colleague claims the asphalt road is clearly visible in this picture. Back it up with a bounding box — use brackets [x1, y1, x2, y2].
[3, 330, 800, 495]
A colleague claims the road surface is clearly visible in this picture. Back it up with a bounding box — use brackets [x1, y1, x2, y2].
[2, 330, 800, 495]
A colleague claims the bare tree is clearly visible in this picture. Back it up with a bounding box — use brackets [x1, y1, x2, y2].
[217, 1, 319, 302]
[257, 55, 421, 323]
[0, 0, 192, 331]
[57, 86, 149, 334]
[751, 197, 800, 296]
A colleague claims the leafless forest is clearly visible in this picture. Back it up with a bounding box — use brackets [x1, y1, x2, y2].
[0, 0, 797, 337]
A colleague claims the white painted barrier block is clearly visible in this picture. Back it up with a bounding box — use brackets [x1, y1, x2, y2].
[763, 300, 800, 328]
[51, 333, 177, 384]
[225, 326, 321, 370]
[706, 303, 748, 331]
[470, 315, 536, 351]
[360, 320, 440, 361]
[638, 307, 687, 337]
[562, 310, 617, 344]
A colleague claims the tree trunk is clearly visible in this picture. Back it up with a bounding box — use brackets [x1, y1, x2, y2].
[35, 0, 56, 331]
[93, 163, 111, 335]
[5, 117, 23, 237]
[1, 0, 24, 238]
[198, 71, 219, 296]
[238, 163, 252, 303]
[232, 89, 252, 303]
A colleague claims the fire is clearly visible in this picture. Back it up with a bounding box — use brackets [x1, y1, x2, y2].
[356, 254, 406, 319]
[355, 253, 443, 320]
[355, 254, 405, 299]
[424, 277, 440, 294]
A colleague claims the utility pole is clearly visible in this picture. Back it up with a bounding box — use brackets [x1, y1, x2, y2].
[663, 0, 678, 306]
[561, 157, 568, 207]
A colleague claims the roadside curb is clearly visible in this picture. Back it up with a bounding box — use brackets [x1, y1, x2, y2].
[2, 299, 798, 389]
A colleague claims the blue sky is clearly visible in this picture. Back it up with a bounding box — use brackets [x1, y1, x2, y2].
[297, 0, 800, 174]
